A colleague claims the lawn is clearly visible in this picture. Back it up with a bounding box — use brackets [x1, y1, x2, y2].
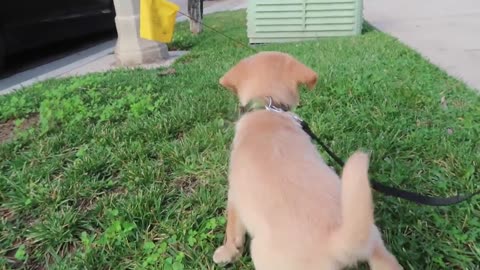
[1, 10, 479, 270]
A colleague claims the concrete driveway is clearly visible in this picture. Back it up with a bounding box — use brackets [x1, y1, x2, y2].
[364, 0, 480, 91]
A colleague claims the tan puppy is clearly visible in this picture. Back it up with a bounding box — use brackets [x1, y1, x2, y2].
[213, 51, 402, 270]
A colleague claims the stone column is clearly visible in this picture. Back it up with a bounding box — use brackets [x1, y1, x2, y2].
[113, 0, 169, 66]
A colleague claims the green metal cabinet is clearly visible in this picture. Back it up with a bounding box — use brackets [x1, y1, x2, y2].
[247, 0, 363, 44]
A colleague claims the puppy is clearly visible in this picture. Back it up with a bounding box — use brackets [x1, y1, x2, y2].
[213, 51, 402, 270]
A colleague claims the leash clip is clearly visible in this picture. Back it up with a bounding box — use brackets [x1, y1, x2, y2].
[265, 96, 303, 127]
[265, 96, 283, 113]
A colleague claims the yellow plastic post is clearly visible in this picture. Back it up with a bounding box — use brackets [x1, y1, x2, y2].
[140, 0, 180, 43]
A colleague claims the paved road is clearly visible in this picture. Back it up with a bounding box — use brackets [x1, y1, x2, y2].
[364, 0, 480, 91]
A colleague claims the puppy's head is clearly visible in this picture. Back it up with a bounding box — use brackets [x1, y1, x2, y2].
[219, 51, 317, 107]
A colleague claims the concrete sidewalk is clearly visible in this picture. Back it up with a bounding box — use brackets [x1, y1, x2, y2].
[0, 0, 247, 95]
[364, 0, 480, 91]
[176, 0, 247, 21]
[174, 0, 247, 21]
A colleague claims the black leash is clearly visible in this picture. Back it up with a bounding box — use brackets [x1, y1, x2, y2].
[301, 121, 480, 206]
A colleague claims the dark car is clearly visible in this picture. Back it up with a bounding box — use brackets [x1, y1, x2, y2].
[0, 0, 116, 70]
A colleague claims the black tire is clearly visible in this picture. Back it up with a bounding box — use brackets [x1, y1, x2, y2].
[0, 34, 5, 72]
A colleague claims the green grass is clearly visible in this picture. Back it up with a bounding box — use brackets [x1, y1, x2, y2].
[1, 10, 479, 270]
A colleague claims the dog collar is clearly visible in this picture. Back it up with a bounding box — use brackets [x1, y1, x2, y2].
[239, 96, 303, 127]
[239, 96, 290, 114]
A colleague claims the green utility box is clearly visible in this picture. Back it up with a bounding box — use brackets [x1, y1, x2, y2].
[247, 0, 363, 44]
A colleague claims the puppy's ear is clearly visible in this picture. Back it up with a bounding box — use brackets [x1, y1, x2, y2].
[288, 58, 318, 90]
[219, 60, 249, 94]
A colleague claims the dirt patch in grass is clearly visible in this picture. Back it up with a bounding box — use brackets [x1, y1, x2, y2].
[0, 207, 14, 222]
[0, 113, 39, 143]
[4, 238, 44, 270]
[158, 68, 177, 77]
[77, 198, 98, 213]
[173, 175, 201, 195]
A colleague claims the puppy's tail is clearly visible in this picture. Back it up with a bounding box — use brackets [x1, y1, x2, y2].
[329, 151, 375, 260]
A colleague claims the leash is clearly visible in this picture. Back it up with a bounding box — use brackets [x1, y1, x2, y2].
[301, 121, 480, 206]
[176, 10, 258, 53]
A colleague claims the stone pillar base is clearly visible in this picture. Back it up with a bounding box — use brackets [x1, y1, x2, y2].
[113, 0, 169, 67]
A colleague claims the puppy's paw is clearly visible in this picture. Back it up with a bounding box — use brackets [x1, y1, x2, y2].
[213, 245, 241, 265]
